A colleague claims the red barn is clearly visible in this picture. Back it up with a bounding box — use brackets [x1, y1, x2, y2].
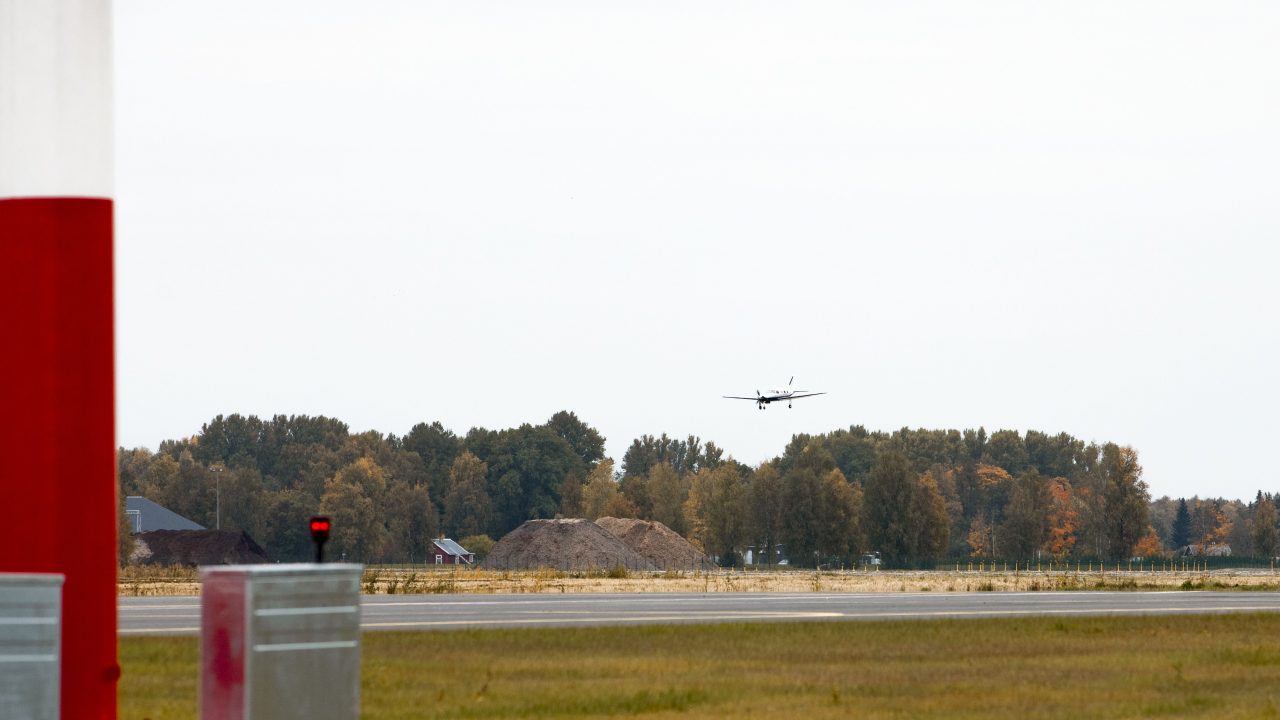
[431, 538, 474, 565]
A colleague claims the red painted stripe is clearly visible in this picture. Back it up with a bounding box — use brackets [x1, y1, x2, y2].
[0, 197, 117, 720]
[202, 572, 247, 719]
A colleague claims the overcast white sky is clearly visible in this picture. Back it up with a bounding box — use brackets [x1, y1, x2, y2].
[114, 1, 1278, 501]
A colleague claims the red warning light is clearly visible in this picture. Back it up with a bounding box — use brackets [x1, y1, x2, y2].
[309, 515, 331, 563]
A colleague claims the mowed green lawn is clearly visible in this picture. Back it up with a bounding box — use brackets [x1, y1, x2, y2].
[121, 614, 1280, 719]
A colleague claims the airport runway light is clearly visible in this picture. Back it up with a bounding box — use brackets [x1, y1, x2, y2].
[310, 516, 332, 563]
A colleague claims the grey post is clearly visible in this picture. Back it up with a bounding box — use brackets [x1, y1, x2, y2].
[0, 574, 63, 720]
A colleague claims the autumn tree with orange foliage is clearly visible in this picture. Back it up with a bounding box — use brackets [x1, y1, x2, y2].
[966, 516, 992, 557]
[1131, 527, 1165, 559]
[974, 464, 1013, 493]
[1042, 479, 1079, 558]
[1191, 499, 1233, 548]
[924, 465, 966, 555]
[958, 463, 1013, 555]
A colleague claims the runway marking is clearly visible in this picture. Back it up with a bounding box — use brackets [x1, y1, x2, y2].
[254, 640, 357, 653]
[120, 627, 200, 635]
[361, 612, 845, 628]
[825, 606, 1280, 619]
[361, 591, 1252, 604]
[256, 605, 358, 617]
[118, 609, 199, 617]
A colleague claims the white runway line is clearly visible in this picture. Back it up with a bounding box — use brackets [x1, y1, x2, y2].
[361, 612, 845, 629]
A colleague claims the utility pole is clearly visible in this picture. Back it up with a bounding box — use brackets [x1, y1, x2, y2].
[209, 466, 225, 530]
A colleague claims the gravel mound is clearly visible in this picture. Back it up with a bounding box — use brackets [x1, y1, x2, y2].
[484, 518, 656, 571]
[595, 517, 717, 571]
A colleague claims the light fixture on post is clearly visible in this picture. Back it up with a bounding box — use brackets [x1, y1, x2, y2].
[208, 466, 225, 530]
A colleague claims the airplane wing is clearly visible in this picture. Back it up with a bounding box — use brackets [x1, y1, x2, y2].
[723, 396, 761, 400]
[786, 392, 826, 399]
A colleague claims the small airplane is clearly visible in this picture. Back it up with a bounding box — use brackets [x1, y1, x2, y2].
[724, 377, 826, 410]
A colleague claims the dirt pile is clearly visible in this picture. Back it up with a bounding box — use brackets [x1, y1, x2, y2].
[595, 517, 717, 571]
[131, 530, 270, 566]
[484, 519, 655, 571]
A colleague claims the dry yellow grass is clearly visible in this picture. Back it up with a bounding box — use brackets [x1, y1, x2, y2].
[117, 563, 1280, 596]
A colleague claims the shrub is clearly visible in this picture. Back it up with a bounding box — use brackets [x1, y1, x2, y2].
[459, 534, 495, 563]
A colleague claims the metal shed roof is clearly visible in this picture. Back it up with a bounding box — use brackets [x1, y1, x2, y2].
[125, 496, 205, 532]
[432, 538, 470, 556]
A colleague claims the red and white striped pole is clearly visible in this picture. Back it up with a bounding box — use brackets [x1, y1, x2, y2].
[1, 1, 118, 718]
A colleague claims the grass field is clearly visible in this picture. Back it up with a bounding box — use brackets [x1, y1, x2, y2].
[121, 613, 1280, 719]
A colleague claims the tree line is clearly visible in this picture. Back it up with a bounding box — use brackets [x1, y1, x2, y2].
[117, 414, 1280, 567]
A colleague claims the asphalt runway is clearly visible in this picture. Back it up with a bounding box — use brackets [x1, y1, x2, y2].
[119, 590, 1280, 636]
